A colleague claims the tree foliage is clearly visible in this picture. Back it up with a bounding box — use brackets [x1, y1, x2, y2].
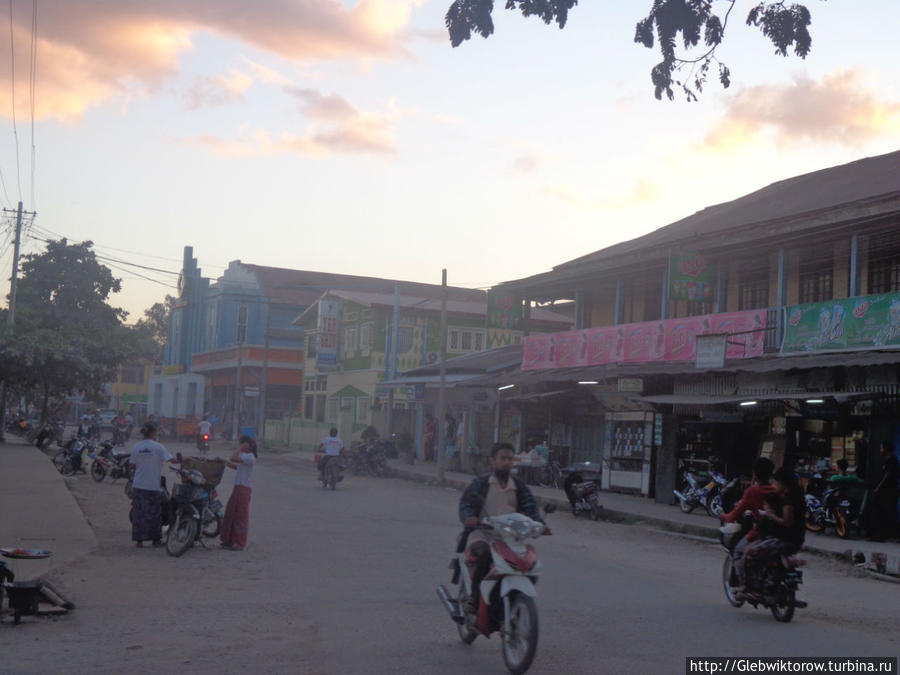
[445, 0, 819, 101]
[133, 294, 175, 361]
[0, 239, 133, 420]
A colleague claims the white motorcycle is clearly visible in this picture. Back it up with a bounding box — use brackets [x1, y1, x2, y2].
[437, 506, 554, 675]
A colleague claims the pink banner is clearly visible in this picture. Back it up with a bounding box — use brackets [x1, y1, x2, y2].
[521, 310, 766, 370]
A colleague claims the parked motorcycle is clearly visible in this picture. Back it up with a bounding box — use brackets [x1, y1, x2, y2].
[720, 513, 807, 622]
[165, 465, 219, 557]
[437, 504, 555, 675]
[804, 478, 867, 539]
[674, 470, 736, 517]
[89, 441, 132, 483]
[53, 438, 88, 476]
[5, 417, 32, 436]
[563, 470, 602, 520]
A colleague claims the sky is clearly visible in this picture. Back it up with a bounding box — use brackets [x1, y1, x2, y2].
[0, 0, 899, 322]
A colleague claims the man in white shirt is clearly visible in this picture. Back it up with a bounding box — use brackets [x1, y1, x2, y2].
[318, 427, 344, 481]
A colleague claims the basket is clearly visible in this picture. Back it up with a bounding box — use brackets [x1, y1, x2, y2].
[180, 457, 226, 487]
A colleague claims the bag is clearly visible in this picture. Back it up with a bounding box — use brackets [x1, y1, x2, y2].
[314, 452, 323, 465]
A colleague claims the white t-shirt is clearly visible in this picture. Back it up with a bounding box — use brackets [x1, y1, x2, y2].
[198, 421, 211, 435]
[321, 437, 343, 456]
[129, 439, 173, 492]
[234, 453, 256, 487]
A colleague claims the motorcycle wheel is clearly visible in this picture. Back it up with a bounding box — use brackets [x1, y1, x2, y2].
[457, 585, 478, 645]
[706, 495, 724, 518]
[722, 556, 744, 608]
[166, 512, 197, 557]
[804, 512, 824, 533]
[91, 461, 106, 482]
[678, 493, 696, 514]
[770, 585, 795, 623]
[502, 592, 538, 675]
[60, 459, 76, 477]
[834, 508, 849, 539]
[202, 510, 221, 538]
[52, 450, 67, 473]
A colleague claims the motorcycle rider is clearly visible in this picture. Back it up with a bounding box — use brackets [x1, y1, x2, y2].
[739, 467, 805, 599]
[458, 442, 549, 614]
[318, 427, 344, 481]
[112, 411, 130, 445]
[718, 456, 775, 584]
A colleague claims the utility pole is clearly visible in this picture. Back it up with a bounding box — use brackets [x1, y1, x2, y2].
[231, 305, 246, 446]
[0, 202, 27, 443]
[385, 284, 400, 439]
[436, 269, 448, 481]
[257, 309, 271, 450]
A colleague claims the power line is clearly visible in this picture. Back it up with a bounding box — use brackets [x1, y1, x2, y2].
[8, 0, 21, 202]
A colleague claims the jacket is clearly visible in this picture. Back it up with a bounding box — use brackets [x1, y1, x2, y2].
[459, 473, 544, 525]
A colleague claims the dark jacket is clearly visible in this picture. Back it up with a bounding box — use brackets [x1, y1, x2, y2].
[459, 473, 544, 525]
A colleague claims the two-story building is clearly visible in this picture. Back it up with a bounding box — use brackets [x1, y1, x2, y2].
[488, 149, 900, 499]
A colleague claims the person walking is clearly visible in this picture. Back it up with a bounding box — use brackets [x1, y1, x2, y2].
[869, 441, 900, 542]
[129, 421, 177, 548]
[220, 435, 257, 551]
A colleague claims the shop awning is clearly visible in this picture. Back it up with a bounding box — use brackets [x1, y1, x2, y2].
[632, 391, 881, 407]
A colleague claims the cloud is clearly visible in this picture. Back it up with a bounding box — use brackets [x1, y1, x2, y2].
[187, 69, 253, 108]
[541, 178, 661, 209]
[286, 88, 358, 121]
[704, 69, 900, 150]
[0, 0, 425, 121]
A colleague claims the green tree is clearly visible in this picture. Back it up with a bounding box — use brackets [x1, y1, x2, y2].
[1, 239, 132, 421]
[445, 1, 818, 101]
[133, 294, 175, 361]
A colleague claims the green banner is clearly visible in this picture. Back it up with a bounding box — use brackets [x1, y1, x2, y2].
[669, 251, 715, 302]
[782, 292, 900, 353]
[487, 289, 522, 330]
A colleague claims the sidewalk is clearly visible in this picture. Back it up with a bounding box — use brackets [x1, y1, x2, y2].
[279, 447, 900, 580]
[0, 437, 97, 577]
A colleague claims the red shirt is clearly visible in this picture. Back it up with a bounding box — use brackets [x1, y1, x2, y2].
[722, 483, 776, 521]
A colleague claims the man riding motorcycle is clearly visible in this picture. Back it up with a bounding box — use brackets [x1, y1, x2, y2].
[458, 442, 549, 614]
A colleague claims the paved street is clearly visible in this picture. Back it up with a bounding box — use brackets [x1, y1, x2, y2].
[1, 445, 897, 674]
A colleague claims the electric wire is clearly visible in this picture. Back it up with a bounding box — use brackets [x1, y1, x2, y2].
[8, 0, 21, 202]
[28, 0, 36, 209]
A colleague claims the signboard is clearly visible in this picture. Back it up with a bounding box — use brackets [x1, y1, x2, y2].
[522, 309, 765, 370]
[162, 364, 185, 375]
[316, 298, 341, 370]
[695, 333, 727, 369]
[486, 289, 522, 330]
[782, 291, 900, 353]
[669, 251, 715, 302]
[617, 378, 644, 393]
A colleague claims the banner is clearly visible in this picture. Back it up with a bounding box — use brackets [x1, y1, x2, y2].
[669, 251, 715, 302]
[316, 298, 341, 370]
[486, 289, 522, 330]
[521, 309, 766, 370]
[782, 292, 900, 353]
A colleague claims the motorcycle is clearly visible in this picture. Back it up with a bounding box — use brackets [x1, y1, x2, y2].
[319, 454, 344, 490]
[720, 513, 807, 622]
[34, 419, 66, 450]
[198, 433, 211, 454]
[804, 479, 867, 539]
[165, 464, 221, 557]
[5, 417, 32, 436]
[437, 505, 555, 675]
[89, 441, 131, 483]
[563, 470, 603, 520]
[53, 438, 89, 476]
[674, 470, 734, 517]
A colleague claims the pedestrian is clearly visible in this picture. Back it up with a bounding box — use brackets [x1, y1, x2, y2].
[868, 441, 900, 542]
[220, 435, 257, 551]
[129, 421, 178, 548]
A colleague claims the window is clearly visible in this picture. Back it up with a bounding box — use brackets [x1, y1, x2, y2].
[739, 256, 769, 310]
[237, 305, 248, 344]
[306, 334, 317, 358]
[327, 398, 339, 423]
[304, 395, 314, 420]
[448, 327, 486, 353]
[868, 233, 900, 294]
[343, 327, 358, 357]
[360, 323, 372, 351]
[121, 366, 144, 385]
[799, 246, 834, 304]
[398, 326, 414, 354]
[315, 394, 326, 422]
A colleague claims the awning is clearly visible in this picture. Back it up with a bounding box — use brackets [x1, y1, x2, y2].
[633, 391, 881, 407]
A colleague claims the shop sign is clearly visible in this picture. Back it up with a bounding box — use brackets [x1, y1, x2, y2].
[316, 298, 341, 370]
[695, 333, 727, 369]
[162, 364, 185, 375]
[669, 251, 715, 302]
[617, 378, 644, 393]
[782, 291, 900, 353]
[522, 309, 765, 370]
[486, 289, 522, 330]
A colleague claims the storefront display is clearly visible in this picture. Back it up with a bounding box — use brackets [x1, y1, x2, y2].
[602, 411, 656, 495]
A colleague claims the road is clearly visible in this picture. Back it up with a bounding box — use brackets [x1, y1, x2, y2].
[1, 446, 897, 674]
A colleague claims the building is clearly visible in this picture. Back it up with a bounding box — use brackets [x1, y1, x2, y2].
[478, 150, 900, 499]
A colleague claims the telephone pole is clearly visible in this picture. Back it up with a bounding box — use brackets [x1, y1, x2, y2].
[436, 269, 448, 481]
[0, 202, 32, 442]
